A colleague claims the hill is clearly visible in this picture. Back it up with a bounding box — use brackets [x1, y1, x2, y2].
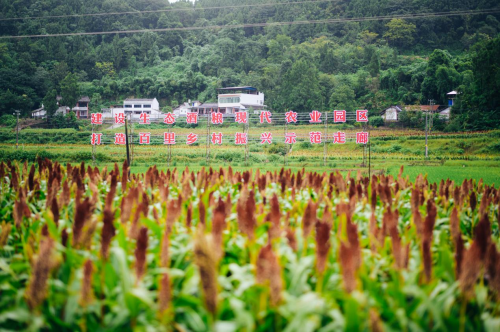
[0, 0, 499, 130]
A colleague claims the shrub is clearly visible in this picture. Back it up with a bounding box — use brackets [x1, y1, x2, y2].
[214, 151, 243, 162]
[0, 115, 17, 128]
[299, 141, 313, 149]
[369, 116, 384, 127]
[456, 140, 471, 150]
[268, 143, 287, 156]
[487, 141, 500, 153]
[388, 144, 402, 153]
[268, 154, 281, 163]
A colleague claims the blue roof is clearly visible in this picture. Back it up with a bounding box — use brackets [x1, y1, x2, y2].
[217, 86, 257, 91]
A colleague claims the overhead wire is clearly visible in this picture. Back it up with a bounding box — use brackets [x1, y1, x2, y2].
[0, 8, 499, 39]
[0, 0, 342, 21]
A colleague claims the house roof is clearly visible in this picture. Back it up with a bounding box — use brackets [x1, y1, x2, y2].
[32, 107, 44, 114]
[217, 86, 257, 91]
[447, 90, 458, 95]
[380, 106, 402, 115]
[241, 103, 267, 108]
[383, 105, 403, 111]
[190, 103, 219, 109]
[405, 105, 440, 111]
[78, 96, 90, 102]
[124, 98, 156, 102]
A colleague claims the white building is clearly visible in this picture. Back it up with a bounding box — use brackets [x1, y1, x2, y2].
[216, 86, 266, 114]
[438, 107, 451, 121]
[173, 100, 202, 116]
[103, 98, 163, 120]
[176, 86, 267, 116]
[31, 107, 46, 119]
[31, 96, 89, 119]
[381, 106, 402, 122]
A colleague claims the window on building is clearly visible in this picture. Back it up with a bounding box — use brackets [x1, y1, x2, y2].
[125, 104, 132, 108]
[219, 97, 240, 104]
[134, 104, 141, 108]
[143, 104, 151, 108]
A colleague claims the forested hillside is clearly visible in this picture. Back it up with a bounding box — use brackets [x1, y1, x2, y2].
[0, 0, 499, 130]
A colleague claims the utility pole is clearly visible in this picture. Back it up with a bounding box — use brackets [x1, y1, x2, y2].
[244, 117, 249, 165]
[284, 112, 288, 167]
[206, 113, 211, 166]
[125, 115, 131, 167]
[14, 110, 21, 150]
[323, 111, 328, 167]
[429, 99, 434, 133]
[425, 99, 434, 159]
[91, 123, 96, 167]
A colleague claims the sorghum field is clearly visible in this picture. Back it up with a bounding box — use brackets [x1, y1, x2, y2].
[0, 159, 499, 331]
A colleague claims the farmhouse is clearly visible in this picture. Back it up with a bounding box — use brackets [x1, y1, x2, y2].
[31, 96, 90, 119]
[176, 86, 267, 116]
[173, 100, 202, 116]
[187, 103, 219, 115]
[102, 98, 163, 120]
[216, 86, 266, 114]
[72, 96, 90, 119]
[380, 105, 403, 122]
[381, 104, 442, 122]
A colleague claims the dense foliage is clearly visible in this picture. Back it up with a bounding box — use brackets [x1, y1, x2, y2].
[0, 0, 499, 130]
[0, 161, 500, 331]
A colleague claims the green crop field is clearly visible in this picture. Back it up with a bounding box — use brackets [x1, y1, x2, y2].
[1, 129, 498, 184]
[0, 160, 499, 331]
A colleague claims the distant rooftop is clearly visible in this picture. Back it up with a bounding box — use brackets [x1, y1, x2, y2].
[124, 98, 156, 102]
[405, 105, 440, 112]
[217, 86, 259, 95]
[190, 103, 218, 109]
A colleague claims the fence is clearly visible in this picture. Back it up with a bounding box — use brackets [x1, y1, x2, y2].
[89, 110, 372, 170]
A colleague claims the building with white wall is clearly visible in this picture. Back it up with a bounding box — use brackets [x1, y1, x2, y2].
[216, 86, 266, 114]
[173, 100, 202, 116]
[103, 98, 163, 120]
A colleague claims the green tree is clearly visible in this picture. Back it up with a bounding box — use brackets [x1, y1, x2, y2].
[359, 30, 379, 44]
[368, 52, 380, 77]
[50, 62, 69, 88]
[267, 35, 293, 63]
[280, 60, 323, 112]
[60, 73, 79, 110]
[458, 36, 500, 129]
[0, 90, 33, 116]
[94, 62, 115, 78]
[42, 89, 58, 121]
[90, 93, 102, 113]
[384, 19, 416, 48]
[329, 83, 356, 111]
[421, 50, 458, 104]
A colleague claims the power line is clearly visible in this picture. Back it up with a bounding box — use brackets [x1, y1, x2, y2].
[0, 0, 339, 21]
[1, 8, 498, 39]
